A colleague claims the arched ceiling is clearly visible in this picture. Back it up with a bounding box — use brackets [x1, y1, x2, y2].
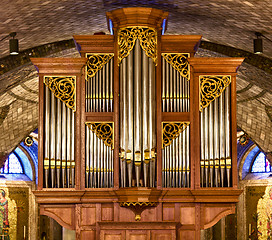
[0, 0, 271, 58]
[0, 0, 271, 158]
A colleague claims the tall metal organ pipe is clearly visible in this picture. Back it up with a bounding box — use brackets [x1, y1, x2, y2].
[200, 85, 231, 187]
[119, 39, 156, 187]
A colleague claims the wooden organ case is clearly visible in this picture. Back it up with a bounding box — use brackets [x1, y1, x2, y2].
[31, 7, 244, 240]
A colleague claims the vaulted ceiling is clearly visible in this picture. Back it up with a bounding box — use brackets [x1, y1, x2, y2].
[0, 0, 271, 159]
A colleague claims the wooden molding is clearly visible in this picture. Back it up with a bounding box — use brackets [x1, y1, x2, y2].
[31, 58, 87, 74]
[188, 57, 244, 74]
[73, 35, 114, 55]
[161, 35, 202, 54]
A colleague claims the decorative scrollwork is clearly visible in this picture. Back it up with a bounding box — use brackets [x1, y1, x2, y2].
[162, 53, 190, 79]
[162, 122, 190, 149]
[44, 76, 75, 111]
[200, 75, 231, 111]
[86, 54, 114, 79]
[86, 122, 113, 149]
[24, 136, 33, 147]
[118, 26, 157, 65]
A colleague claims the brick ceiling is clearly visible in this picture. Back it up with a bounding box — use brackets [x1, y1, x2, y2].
[0, 0, 271, 58]
[0, 0, 271, 157]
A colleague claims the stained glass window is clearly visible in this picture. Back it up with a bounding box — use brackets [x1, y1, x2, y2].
[251, 152, 271, 173]
[0, 153, 23, 174]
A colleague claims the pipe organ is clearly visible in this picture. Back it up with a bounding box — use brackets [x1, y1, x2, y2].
[32, 7, 244, 240]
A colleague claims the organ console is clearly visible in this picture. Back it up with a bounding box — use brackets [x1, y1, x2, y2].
[32, 7, 244, 240]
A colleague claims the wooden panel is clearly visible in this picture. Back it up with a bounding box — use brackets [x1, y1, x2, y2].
[179, 230, 195, 240]
[101, 204, 114, 221]
[141, 208, 157, 221]
[119, 206, 135, 222]
[100, 230, 125, 240]
[81, 207, 96, 226]
[162, 112, 190, 122]
[126, 230, 150, 240]
[151, 230, 176, 240]
[180, 207, 195, 225]
[80, 230, 95, 240]
[85, 112, 114, 122]
[163, 206, 175, 221]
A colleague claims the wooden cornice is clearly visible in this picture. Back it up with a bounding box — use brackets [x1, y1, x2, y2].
[161, 35, 202, 54]
[30, 57, 87, 74]
[188, 57, 244, 74]
[73, 35, 114, 55]
[106, 7, 169, 31]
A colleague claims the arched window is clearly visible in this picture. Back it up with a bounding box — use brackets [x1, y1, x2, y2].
[251, 152, 271, 173]
[0, 129, 38, 182]
[0, 153, 24, 174]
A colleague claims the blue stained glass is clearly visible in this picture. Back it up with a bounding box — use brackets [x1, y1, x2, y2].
[251, 152, 267, 173]
[0, 153, 23, 174]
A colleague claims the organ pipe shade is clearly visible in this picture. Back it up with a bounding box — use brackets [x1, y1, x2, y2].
[119, 39, 156, 187]
[43, 76, 76, 188]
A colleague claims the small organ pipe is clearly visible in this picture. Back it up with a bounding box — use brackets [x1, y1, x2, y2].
[110, 59, 113, 111]
[143, 52, 149, 187]
[127, 51, 134, 187]
[56, 99, 62, 188]
[209, 104, 214, 187]
[186, 127, 190, 187]
[61, 102, 67, 187]
[102, 65, 106, 112]
[71, 111, 75, 188]
[86, 125, 90, 188]
[44, 87, 50, 188]
[162, 58, 166, 112]
[50, 91, 56, 188]
[219, 93, 225, 187]
[66, 108, 71, 188]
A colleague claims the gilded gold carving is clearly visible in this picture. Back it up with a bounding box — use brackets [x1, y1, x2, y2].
[200, 75, 231, 111]
[120, 202, 157, 221]
[162, 53, 190, 79]
[162, 122, 190, 148]
[118, 26, 157, 65]
[44, 76, 76, 111]
[86, 122, 114, 149]
[86, 53, 114, 79]
[24, 136, 33, 147]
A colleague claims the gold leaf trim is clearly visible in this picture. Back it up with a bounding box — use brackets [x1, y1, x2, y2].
[162, 122, 190, 148]
[162, 53, 190, 79]
[44, 76, 75, 111]
[119, 202, 157, 207]
[200, 75, 231, 111]
[86, 122, 114, 149]
[86, 53, 114, 79]
[118, 26, 157, 65]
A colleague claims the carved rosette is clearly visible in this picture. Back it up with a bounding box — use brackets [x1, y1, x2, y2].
[162, 53, 190, 79]
[200, 75, 231, 111]
[86, 53, 114, 79]
[24, 136, 33, 147]
[44, 76, 76, 111]
[162, 122, 190, 149]
[86, 122, 114, 149]
[118, 26, 157, 65]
